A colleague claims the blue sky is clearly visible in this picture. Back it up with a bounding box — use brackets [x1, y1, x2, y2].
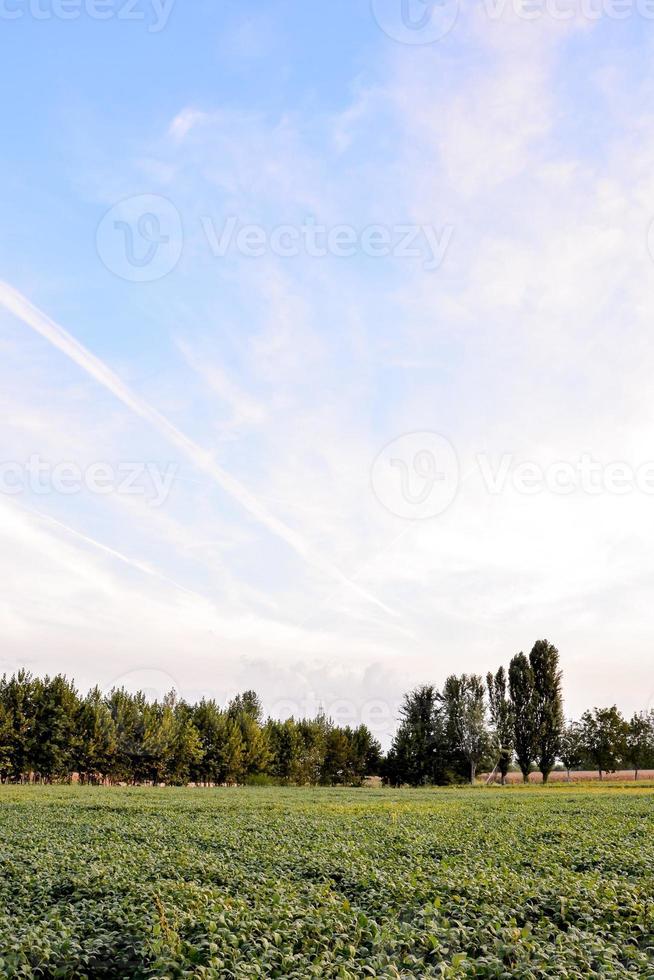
[1, 0, 654, 743]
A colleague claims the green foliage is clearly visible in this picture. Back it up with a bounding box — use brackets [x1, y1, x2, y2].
[228, 690, 264, 725]
[508, 653, 535, 782]
[580, 706, 629, 778]
[0, 649, 647, 791]
[265, 719, 305, 784]
[626, 711, 654, 778]
[0, 670, 37, 782]
[0, 785, 653, 977]
[0, 704, 13, 776]
[76, 687, 117, 783]
[385, 685, 448, 786]
[528, 640, 564, 783]
[505, 641, 564, 784]
[486, 667, 514, 784]
[441, 675, 490, 784]
[559, 721, 585, 777]
[192, 699, 241, 785]
[0, 674, 379, 788]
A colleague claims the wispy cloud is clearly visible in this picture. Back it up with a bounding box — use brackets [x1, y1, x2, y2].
[175, 336, 266, 433]
[17, 501, 212, 604]
[0, 280, 398, 619]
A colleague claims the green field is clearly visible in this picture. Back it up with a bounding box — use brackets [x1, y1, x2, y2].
[1, 786, 653, 978]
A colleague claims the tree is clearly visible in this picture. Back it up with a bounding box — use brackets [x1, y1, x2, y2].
[508, 653, 535, 783]
[192, 699, 229, 785]
[142, 697, 176, 784]
[0, 703, 13, 781]
[0, 671, 36, 782]
[529, 640, 564, 783]
[580, 706, 628, 779]
[385, 685, 447, 786]
[441, 674, 489, 784]
[168, 702, 203, 785]
[295, 716, 327, 785]
[238, 712, 272, 781]
[559, 720, 584, 780]
[486, 667, 514, 784]
[626, 711, 654, 780]
[107, 688, 147, 784]
[29, 675, 79, 782]
[133, 694, 201, 786]
[265, 719, 304, 784]
[348, 725, 382, 782]
[219, 718, 246, 784]
[228, 691, 263, 724]
[226, 692, 270, 781]
[76, 687, 116, 783]
[321, 727, 351, 785]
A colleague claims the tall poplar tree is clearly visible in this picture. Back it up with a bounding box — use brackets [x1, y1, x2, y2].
[486, 666, 514, 784]
[529, 639, 564, 783]
[508, 652, 535, 783]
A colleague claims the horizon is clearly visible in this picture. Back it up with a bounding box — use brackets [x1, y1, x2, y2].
[0, 641, 645, 753]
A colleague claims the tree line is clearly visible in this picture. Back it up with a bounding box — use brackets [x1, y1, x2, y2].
[0, 675, 381, 786]
[386, 639, 654, 785]
[0, 640, 652, 786]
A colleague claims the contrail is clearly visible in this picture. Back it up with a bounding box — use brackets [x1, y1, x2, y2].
[0, 281, 397, 617]
[16, 501, 210, 605]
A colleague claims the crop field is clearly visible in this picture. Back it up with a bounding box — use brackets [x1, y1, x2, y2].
[1, 786, 653, 978]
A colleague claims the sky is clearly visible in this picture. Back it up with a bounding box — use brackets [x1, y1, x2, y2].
[1, 0, 654, 746]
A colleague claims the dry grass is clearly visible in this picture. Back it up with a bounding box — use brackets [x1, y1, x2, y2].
[482, 769, 654, 784]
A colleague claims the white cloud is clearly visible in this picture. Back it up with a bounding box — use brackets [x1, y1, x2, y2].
[168, 108, 209, 143]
